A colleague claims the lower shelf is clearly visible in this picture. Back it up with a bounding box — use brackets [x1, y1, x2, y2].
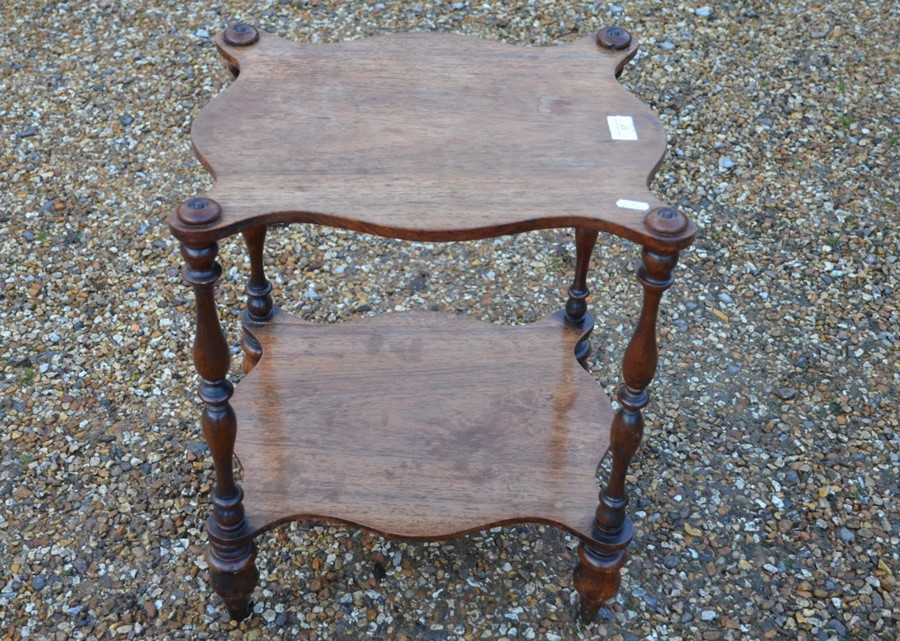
[231, 309, 613, 542]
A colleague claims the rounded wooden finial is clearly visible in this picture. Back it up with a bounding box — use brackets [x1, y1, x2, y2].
[177, 197, 222, 226]
[224, 23, 259, 47]
[644, 207, 688, 236]
[596, 26, 632, 50]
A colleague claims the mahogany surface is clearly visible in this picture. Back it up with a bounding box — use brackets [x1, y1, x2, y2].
[168, 29, 695, 251]
[169, 24, 697, 620]
[232, 310, 614, 542]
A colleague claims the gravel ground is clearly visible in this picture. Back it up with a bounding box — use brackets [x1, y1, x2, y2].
[1, 1, 897, 639]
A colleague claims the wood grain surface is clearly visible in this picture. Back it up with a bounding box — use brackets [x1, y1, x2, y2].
[170, 29, 694, 251]
[231, 309, 614, 543]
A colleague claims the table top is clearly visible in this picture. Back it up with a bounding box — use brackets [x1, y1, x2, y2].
[170, 26, 694, 250]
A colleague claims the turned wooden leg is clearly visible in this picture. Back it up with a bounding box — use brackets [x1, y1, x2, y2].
[207, 490, 259, 620]
[573, 540, 626, 619]
[182, 239, 259, 620]
[574, 248, 678, 620]
[564, 227, 599, 369]
[240, 225, 274, 374]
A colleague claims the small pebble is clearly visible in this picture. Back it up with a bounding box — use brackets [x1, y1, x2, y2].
[829, 619, 848, 637]
[775, 387, 797, 400]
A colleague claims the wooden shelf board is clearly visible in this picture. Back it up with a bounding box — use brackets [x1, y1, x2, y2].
[231, 310, 613, 542]
[169, 29, 695, 251]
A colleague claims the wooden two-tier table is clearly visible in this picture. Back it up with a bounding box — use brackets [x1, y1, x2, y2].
[168, 23, 696, 621]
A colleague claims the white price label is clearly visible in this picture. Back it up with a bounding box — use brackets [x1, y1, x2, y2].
[607, 115, 638, 141]
[616, 199, 650, 211]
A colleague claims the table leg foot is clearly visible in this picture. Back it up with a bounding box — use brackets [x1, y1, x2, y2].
[573, 543, 624, 621]
[208, 539, 259, 621]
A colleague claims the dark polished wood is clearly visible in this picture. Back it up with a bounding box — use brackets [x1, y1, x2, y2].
[565, 228, 599, 369]
[180, 240, 259, 619]
[167, 29, 695, 252]
[169, 24, 695, 622]
[573, 248, 678, 619]
[240, 225, 274, 374]
[231, 310, 614, 542]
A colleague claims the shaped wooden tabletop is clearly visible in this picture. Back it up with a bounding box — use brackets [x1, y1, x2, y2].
[170, 25, 694, 250]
